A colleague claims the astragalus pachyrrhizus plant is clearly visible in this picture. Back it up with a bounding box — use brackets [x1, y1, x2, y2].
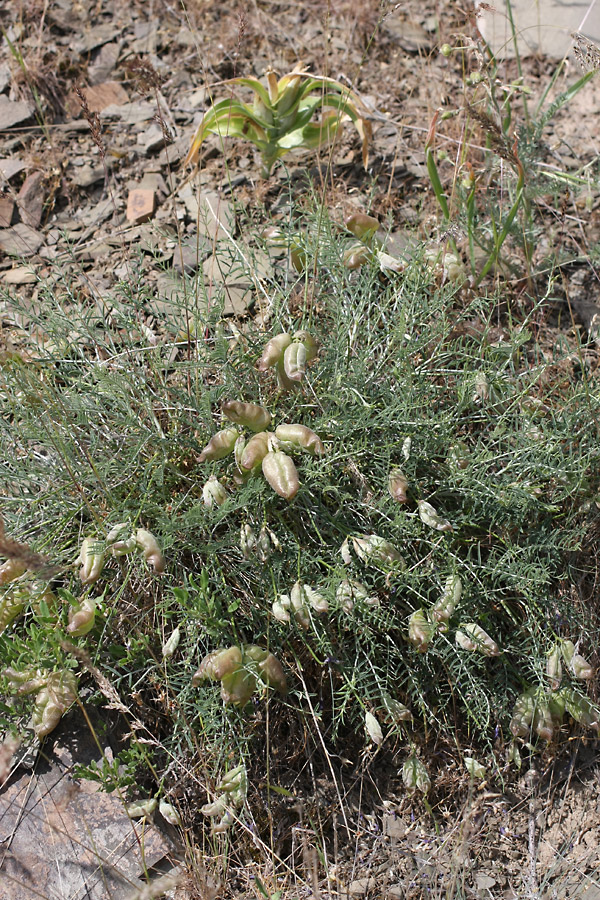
[184, 63, 371, 176]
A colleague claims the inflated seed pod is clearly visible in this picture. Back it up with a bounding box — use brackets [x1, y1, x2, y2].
[561, 640, 593, 679]
[562, 688, 600, 729]
[192, 647, 242, 684]
[402, 756, 430, 794]
[418, 500, 453, 532]
[135, 529, 165, 574]
[455, 623, 500, 657]
[240, 524, 256, 560]
[336, 578, 369, 613]
[233, 434, 246, 472]
[106, 524, 137, 556]
[272, 594, 292, 623]
[343, 243, 371, 269]
[0, 558, 27, 585]
[32, 671, 78, 738]
[262, 450, 299, 500]
[257, 333, 292, 371]
[77, 538, 105, 586]
[381, 693, 412, 723]
[352, 534, 405, 569]
[202, 475, 228, 509]
[510, 690, 536, 738]
[127, 798, 158, 818]
[388, 467, 408, 503]
[546, 643, 562, 690]
[431, 575, 462, 629]
[197, 427, 240, 463]
[407, 609, 435, 653]
[221, 668, 256, 706]
[240, 431, 271, 472]
[345, 212, 380, 242]
[293, 330, 319, 362]
[532, 701, 554, 742]
[257, 526, 279, 562]
[276, 357, 296, 392]
[67, 597, 97, 637]
[222, 400, 271, 432]
[275, 424, 324, 457]
[0, 590, 28, 634]
[290, 581, 310, 630]
[283, 342, 307, 383]
[256, 652, 287, 694]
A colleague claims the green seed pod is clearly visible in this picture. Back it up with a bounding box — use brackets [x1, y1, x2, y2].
[135, 529, 165, 574]
[345, 212, 379, 242]
[455, 623, 500, 657]
[0, 590, 28, 633]
[106, 523, 137, 556]
[431, 575, 462, 629]
[159, 800, 181, 826]
[293, 330, 319, 362]
[221, 667, 256, 706]
[272, 594, 292, 623]
[336, 578, 370, 613]
[464, 757, 486, 779]
[533, 701, 554, 742]
[233, 434, 246, 472]
[448, 442, 469, 470]
[240, 431, 271, 472]
[304, 585, 328, 614]
[193, 647, 242, 685]
[562, 688, 600, 730]
[202, 475, 228, 509]
[352, 534, 405, 569]
[127, 797, 158, 818]
[440, 42, 453, 57]
[0, 558, 27, 585]
[388, 467, 408, 503]
[257, 332, 292, 371]
[32, 671, 78, 738]
[343, 243, 372, 269]
[77, 538, 105, 586]
[510, 689, 536, 738]
[382, 692, 412, 723]
[240, 524, 256, 560]
[276, 357, 296, 392]
[283, 342, 307, 382]
[562, 640, 593, 679]
[290, 581, 311, 629]
[262, 450, 299, 500]
[198, 427, 240, 463]
[402, 755, 431, 794]
[275, 423, 325, 457]
[218, 763, 247, 794]
[256, 652, 287, 694]
[257, 526, 280, 562]
[546, 643, 562, 690]
[162, 627, 181, 660]
[67, 597, 97, 637]
[418, 500, 453, 532]
[222, 400, 271, 432]
[365, 710, 383, 745]
[407, 609, 435, 652]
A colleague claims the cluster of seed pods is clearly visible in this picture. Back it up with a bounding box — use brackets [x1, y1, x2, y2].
[510, 640, 597, 743]
[3, 666, 78, 738]
[198, 399, 325, 502]
[201, 764, 247, 834]
[257, 329, 319, 391]
[192, 644, 287, 707]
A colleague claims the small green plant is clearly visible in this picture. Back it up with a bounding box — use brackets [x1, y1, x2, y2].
[184, 64, 370, 176]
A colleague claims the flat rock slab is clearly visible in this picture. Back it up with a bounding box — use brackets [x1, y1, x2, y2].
[0, 709, 176, 900]
[0, 97, 34, 130]
[476, 0, 600, 58]
[0, 223, 43, 257]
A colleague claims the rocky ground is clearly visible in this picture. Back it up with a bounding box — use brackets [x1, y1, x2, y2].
[2, 1, 600, 898]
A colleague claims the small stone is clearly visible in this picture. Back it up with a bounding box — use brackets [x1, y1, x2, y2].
[17, 171, 45, 228]
[0, 158, 27, 182]
[88, 41, 122, 85]
[0, 223, 43, 257]
[0, 196, 14, 227]
[0, 97, 34, 130]
[78, 81, 129, 114]
[349, 877, 377, 897]
[71, 164, 105, 188]
[127, 188, 155, 224]
[3, 266, 37, 285]
[475, 874, 496, 890]
[137, 123, 167, 155]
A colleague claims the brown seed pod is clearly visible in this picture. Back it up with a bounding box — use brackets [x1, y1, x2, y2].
[388, 467, 408, 503]
[257, 333, 292, 371]
[222, 400, 272, 432]
[198, 427, 240, 463]
[275, 423, 324, 457]
[262, 450, 300, 500]
[240, 431, 271, 472]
